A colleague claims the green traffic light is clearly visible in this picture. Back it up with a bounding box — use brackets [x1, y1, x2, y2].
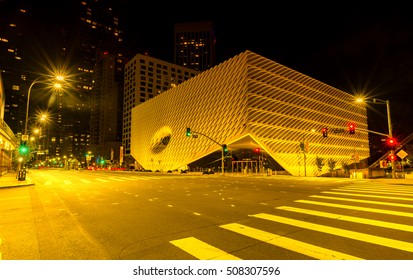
[186, 127, 191, 137]
[223, 144, 228, 153]
[19, 144, 29, 155]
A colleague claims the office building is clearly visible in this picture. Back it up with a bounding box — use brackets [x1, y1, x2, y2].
[131, 50, 369, 176]
[174, 21, 216, 72]
[90, 51, 126, 163]
[0, 0, 29, 135]
[123, 54, 199, 161]
[56, 0, 125, 160]
[0, 71, 18, 174]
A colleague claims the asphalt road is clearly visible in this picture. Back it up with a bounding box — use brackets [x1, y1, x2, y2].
[1, 169, 413, 260]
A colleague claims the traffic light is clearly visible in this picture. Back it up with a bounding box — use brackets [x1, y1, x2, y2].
[321, 127, 328, 137]
[185, 127, 191, 137]
[18, 142, 29, 155]
[388, 154, 397, 161]
[348, 123, 355, 134]
[253, 147, 261, 154]
[222, 144, 228, 153]
[386, 137, 397, 146]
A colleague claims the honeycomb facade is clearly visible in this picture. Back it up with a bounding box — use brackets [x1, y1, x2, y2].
[131, 50, 369, 176]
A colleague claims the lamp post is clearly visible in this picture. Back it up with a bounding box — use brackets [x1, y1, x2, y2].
[356, 97, 395, 178]
[23, 75, 64, 139]
[20, 75, 64, 172]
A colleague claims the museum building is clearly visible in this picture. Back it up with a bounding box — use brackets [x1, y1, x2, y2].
[131, 50, 369, 176]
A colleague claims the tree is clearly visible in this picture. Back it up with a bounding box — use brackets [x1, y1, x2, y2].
[342, 162, 351, 175]
[315, 156, 324, 173]
[327, 158, 336, 177]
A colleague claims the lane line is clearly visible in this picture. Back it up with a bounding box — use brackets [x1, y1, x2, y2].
[296, 199, 413, 217]
[252, 213, 413, 253]
[220, 223, 361, 260]
[277, 206, 413, 232]
[170, 237, 241, 260]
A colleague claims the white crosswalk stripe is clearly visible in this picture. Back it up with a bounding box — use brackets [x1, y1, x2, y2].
[95, 178, 110, 182]
[170, 184, 413, 259]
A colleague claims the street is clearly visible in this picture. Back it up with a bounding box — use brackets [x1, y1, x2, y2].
[1, 168, 413, 260]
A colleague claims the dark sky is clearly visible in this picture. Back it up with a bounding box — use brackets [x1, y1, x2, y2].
[26, 1, 413, 138]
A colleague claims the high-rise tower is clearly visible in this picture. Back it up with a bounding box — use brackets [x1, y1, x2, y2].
[174, 21, 216, 72]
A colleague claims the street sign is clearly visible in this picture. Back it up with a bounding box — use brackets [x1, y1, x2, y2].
[332, 128, 345, 133]
[22, 134, 28, 141]
[397, 149, 408, 159]
[351, 153, 360, 163]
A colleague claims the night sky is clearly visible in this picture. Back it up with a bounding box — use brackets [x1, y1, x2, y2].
[25, 1, 413, 139]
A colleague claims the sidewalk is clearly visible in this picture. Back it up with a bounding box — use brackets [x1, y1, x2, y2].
[1, 170, 412, 188]
[0, 171, 34, 188]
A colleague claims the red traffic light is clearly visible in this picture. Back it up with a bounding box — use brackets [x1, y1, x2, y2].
[388, 154, 397, 161]
[321, 127, 328, 137]
[348, 123, 356, 134]
[253, 148, 261, 154]
[386, 137, 397, 146]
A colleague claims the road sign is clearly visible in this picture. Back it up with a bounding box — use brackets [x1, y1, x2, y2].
[397, 149, 408, 159]
[332, 128, 345, 133]
[22, 134, 28, 141]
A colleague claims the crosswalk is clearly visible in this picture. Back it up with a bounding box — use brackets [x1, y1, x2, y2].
[170, 183, 413, 260]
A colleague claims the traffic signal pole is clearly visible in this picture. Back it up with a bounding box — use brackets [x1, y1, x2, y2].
[186, 128, 227, 175]
[386, 100, 396, 179]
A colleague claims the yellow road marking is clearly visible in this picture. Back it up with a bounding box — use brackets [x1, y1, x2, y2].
[277, 206, 413, 232]
[297, 200, 413, 217]
[252, 213, 413, 252]
[220, 223, 361, 260]
[170, 237, 241, 260]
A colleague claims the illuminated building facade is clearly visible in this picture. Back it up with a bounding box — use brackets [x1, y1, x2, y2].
[133, 50, 370, 176]
[123, 54, 198, 156]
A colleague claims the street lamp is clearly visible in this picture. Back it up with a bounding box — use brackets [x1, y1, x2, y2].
[19, 75, 64, 171]
[356, 97, 395, 178]
[23, 75, 64, 139]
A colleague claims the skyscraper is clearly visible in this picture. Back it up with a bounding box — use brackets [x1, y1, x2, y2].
[0, 0, 30, 135]
[56, 0, 125, 160]
[122, 53, 198, 162]
[174, 21, 216, 72]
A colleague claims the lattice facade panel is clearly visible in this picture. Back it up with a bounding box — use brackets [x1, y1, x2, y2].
[131, 51, 369, 176]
